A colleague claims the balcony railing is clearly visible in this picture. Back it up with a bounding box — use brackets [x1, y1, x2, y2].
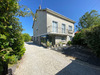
[47, 25, 74, 35]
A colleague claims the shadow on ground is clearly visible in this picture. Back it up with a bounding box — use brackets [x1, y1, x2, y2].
[26, 42, 100, 67]
[56, 60, 100, 75]
[55, 45, 100, 67]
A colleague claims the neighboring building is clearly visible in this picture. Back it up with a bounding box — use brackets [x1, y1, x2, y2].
[32, 7, 75, 45]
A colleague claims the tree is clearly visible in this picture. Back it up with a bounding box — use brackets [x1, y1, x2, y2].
[72, 32, 86, 45]
[83, 25, 100, 57]
[76, 10, 100, 30]
[23, 33, 31, 42]
[0, 0, 34, 74]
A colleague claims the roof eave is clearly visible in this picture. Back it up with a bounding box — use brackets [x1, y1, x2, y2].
[32, 8, 76, 28]
[46, 8, 75, 24]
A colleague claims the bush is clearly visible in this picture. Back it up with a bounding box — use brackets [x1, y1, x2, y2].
[0, 0, 32, 74]
[73, 25, 100, 56]
[23, 33, 31, 42]
[47, 41, 52, 47]
[11, 34, 26, 60]
[67, 41, 72, 45]
[5, 55, 18, 64]
[72, 32, 86, 46]
[83, 25, 100, 56]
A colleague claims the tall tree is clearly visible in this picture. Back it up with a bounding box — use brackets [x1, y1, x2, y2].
[76, 10, 100, 30]
[0, 0, 34, 74]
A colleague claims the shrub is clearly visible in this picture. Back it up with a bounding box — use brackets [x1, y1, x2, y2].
[47, 41, 52, 47]
[0, 0, 32, 74]
[23, 33, 31, 42]
[72, 32, 86, 46]
[67, 41, 72, 45]
[6, 55, 18, 64]
[83, 25, 100, 56]
[11, 33, 26, 60]
[58, 42, 63, 46]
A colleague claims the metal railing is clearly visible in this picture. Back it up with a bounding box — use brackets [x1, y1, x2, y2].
[47, 25, 74, 35]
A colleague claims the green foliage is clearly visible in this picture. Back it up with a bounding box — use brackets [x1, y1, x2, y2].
[0, 0, 34, 74]
[67, 41, 72, 45]
[73, 25, 100, 56]
[11, 33, 26, 59]
[72, 32, 86, 45]
[5, 55, 18, 64]
[23, 33, 31, 42]
[76, 10, 100, 30]
[83, 25, 100, 56]
[47, 41, 52, 47]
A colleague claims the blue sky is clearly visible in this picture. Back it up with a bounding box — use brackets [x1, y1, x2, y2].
[18, 0, 100, 36]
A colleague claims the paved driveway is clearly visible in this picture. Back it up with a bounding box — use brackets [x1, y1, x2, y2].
[14, 42, 100, 75]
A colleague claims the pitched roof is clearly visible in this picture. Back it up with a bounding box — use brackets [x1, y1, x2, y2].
[32, 8, 75, 28]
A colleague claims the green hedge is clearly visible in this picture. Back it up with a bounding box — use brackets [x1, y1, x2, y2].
[83, 25, 100, 56]
[67, 41, 72, 45]
[72, 32, 86, 46]
[72, 25, 100, 56]
[0, 0, 26, 74]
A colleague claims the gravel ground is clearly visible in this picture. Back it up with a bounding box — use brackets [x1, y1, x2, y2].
[14, 42, 100, 75]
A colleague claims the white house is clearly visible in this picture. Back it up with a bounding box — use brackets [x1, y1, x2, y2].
[32, 7, 75, 45]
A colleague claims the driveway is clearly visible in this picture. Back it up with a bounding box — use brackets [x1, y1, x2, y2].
[14, 42, 100, 75]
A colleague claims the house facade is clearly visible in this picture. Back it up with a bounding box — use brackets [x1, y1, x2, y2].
[32, 8, 75, 45]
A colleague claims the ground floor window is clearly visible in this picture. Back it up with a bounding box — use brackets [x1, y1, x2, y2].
[34, 37, 35, 41]
[40, 35, 47, 45]
[62, 37, 66, 40]
[69, 36, 72, 41]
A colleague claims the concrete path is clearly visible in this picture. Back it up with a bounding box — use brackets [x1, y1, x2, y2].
[14, 42, 100, 75]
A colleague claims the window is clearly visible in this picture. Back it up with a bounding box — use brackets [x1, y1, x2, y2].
[34, 37, 35, 41]
[62, 37, 66, 40]
[62, 24, 66, 33]
[69, 36, 72, 41]
[52, 21, 58, 33]
[37, 37, 38, 41]
[68, 25, 72, 31]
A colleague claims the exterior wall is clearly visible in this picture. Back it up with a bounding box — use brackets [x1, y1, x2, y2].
[55, 36, 67, 44]
[47, 13, 74, 37]
[33, 11, 47, 44]
[67, 36, 71, 42]
[33, 10, 75, 45]
[55, 36, 62, 44]
[33, 11, 47, 37]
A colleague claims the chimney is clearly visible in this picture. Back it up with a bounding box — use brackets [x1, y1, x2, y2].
[39, 5, 41, 10]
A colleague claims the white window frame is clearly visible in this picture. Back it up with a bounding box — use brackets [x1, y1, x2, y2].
[68, 25, 72, 31]
[69, 36, 72, 41]
[52, 21, 58, 33]
[62, 24, 66, 33]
